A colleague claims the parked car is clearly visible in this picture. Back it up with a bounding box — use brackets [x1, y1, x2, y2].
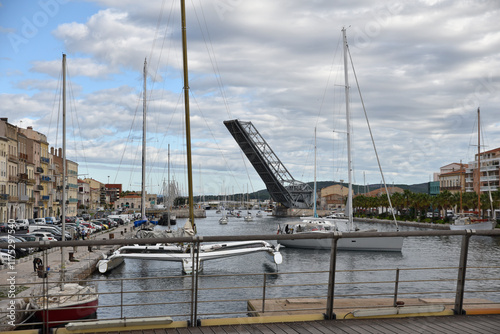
[31, 231, 56, 241]
[34, 218, 46, 224]
[16, 219, 29, 230]
[7, 219, 18, 230]
[28, 218, 35, 225]
[0, 237, 30, 258]
[0, 222, 8, 233]
[14, 233, 39, 242]
[82, 213, 91, 221]
[44, 217, 54, 224]
[0, 251, 15, 265]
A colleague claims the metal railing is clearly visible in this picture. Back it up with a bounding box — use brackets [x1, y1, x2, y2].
[1, 229, 500, 331]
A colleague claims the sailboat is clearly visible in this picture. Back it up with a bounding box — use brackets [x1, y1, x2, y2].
[279, 28, 404, 252]
[30, 54, 98, 328]
[451, 108, 496, 231]
[97, 0, 281, 274]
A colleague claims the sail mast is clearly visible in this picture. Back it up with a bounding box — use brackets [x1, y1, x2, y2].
[181, 0, 195, 228]
[141, 59, 147, 220]
[477, 107, 481, 217]
[60, 53, 67, 288]
[342, 27, 353, 230]
[313, 127, 317, 218]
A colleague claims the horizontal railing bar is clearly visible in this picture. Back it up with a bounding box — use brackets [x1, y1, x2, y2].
[4, 229, 499, 249]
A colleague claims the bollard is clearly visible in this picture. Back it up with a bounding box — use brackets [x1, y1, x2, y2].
[88, 246, 93, 252]
[124, 228, 127, 233]
[121, 231, 124, 236]
[69, 252, 75, 261]
[109, 233, 114, 239]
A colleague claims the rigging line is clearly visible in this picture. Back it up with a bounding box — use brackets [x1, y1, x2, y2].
[66, 65, 90, 178]
[114, 81, 143, 187]
[155, 92, 184, 185]
[347, 41, 399, 231]
[52, 70, 63, 150]
[193, 0, 233, 118]
[188, 90, 243, 192]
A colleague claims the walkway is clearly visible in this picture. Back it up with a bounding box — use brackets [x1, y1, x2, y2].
[122, 314, 499, 334]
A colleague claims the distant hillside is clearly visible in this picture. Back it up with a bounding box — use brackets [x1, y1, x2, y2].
[206, 181, 430, 201]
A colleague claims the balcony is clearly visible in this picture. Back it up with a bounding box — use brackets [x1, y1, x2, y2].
[8, 175, 18, 182]
[19, 195, 29, 202]
[27, 178, 36, 185]
[10, 196, 19, 201]
[8, 154, 18, 162]
[41, 157, 50, 164]
[68, 198, 79, 203]
[36, 167, 44, 173]
[0, 194, 8, 201]
[18, 152, 28, 160]
[49, 164, 56, 170]
[19, 173, 28, 182]
[42, 195, 50, 201]
[36, 185, 44, 191]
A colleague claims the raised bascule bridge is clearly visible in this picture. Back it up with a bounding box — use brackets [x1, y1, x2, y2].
[224, 119, 314, 216]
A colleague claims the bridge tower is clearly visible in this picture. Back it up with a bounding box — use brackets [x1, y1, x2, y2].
[224, 120, 313, 209]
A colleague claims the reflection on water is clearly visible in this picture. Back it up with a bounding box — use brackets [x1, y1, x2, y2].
[93, 210, 500, 319]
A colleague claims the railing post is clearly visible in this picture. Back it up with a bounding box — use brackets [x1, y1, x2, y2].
[453, 229, 473, 315]
[393, 268, 400, 307]
[325, 232, 340, 320]
[261, 273, 267, 313]
[120, 278, 124, 319]
[193, 237, 201, 326]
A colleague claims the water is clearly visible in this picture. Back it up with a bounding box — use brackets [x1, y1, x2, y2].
[92, 210, 500, 319]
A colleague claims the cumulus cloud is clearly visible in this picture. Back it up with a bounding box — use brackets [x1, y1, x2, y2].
[1, 0, 500, 194]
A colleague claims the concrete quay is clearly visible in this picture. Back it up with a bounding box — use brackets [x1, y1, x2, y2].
[0, 224, 134, 330]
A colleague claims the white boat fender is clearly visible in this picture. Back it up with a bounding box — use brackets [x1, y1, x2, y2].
[274, 252, 283, 265]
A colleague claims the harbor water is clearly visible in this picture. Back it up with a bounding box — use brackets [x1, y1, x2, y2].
[92, 210, 500, 320]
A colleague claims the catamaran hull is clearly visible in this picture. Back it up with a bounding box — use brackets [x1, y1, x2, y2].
[97, 254, 125, 274]
[450, 220, 496, 230]
[98, 241, 282, 274]
[280, 236, 403, 252]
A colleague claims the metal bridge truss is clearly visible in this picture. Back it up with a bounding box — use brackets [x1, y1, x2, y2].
[224, 119, 313, 209]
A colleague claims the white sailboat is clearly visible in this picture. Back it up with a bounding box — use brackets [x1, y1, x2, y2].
[279, 28, 403, 252]
[97, 0, 282, 274]
[30, 54, 98, 328]
[451, 108, 496, 231]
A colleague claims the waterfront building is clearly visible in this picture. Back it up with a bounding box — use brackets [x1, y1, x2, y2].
[320, 184, 349, 210]
[78, 179, 91, 211]
[0, 127, 7, 221]
[438, 163, 466, 194]
[115, 192, 154, 211]
[466, 147, 500, 193]
[105, 183, 122, 207]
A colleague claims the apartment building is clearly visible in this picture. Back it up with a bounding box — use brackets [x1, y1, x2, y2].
[0, 118, 80, 220]
[438, 163, 466, 194]
[465, 147, 500, 193]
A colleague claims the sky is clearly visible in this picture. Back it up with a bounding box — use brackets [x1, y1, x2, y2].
[1, 0, 499, 197]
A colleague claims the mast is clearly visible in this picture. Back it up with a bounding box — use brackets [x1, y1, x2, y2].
[342, 27, 353, 230]
[167, 144, 171, 229]
[141, 58, 147, 220]
[60, 53, 67, 288]
[181, 0, 195, 228]
[477, 107, 481, 217]
[313, 127, 317, 218]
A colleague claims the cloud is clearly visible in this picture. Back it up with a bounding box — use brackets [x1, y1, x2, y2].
[1, 0, 500, 194]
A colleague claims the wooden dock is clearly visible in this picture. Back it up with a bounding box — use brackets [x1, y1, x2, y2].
[45, 314, 500, 334]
